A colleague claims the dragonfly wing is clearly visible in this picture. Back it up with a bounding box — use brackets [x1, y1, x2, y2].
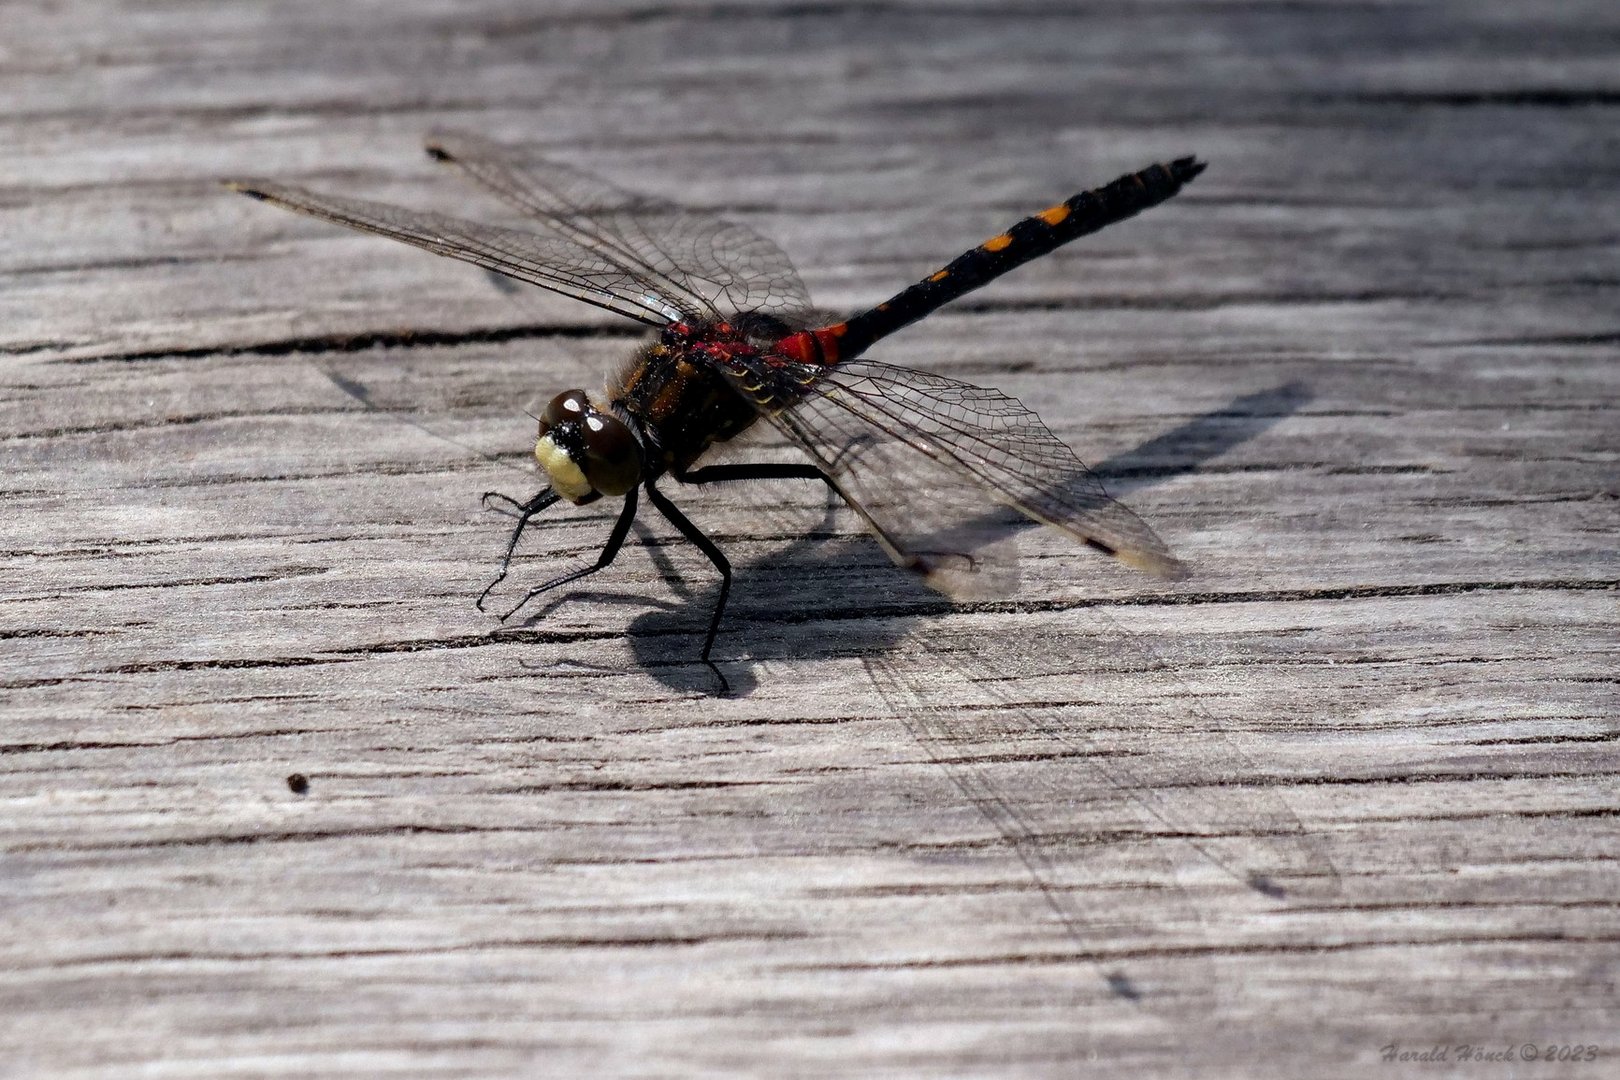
[226, 180, 696, 326]
[718, 355, 1186, 594]
[863, 623, 1338, 1016]
[425, 131, 813, 325]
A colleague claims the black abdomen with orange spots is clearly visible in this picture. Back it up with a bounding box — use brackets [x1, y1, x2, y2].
[775, 157, 1204, 368]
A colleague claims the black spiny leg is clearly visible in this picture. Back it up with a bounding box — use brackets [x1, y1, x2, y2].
[477, 487, 561, 610]
[499, 486, 639, 621]
[644, 480, 733, 694]
[675, 462, 835, 488]
[676, 461, 843, 525]
[682, 456, 919, 577]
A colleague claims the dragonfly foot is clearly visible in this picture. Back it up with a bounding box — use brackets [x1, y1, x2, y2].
[482, 490, 526, 517]
[704, 658, 732, 697]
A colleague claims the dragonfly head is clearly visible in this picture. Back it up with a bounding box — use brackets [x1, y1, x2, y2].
[533, 390, 641, 505]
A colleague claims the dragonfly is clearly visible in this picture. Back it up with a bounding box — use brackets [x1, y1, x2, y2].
[228, 133, 1204, 690]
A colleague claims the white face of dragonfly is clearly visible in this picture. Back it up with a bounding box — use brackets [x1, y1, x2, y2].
[533, 390, 641, 505]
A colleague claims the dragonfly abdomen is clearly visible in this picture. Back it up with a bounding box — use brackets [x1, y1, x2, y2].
[793, 157, 1205, 365]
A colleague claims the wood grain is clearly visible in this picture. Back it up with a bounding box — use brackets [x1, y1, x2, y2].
[2, 1, 1616, 1076]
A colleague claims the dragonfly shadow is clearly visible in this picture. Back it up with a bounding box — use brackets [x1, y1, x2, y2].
[1091, 381, 1313, 498]
[628, 381, 1312, 695]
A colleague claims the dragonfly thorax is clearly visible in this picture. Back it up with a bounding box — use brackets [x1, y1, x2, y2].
[533, 390, 641, 505]
[608, 320, 781, 477]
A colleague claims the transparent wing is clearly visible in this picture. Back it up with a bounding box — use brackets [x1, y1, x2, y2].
[717, 354, 1186, 593]
[863, 621, 1339, 1016]
[425, 131, 813, 324]
[226, 180, 695, 327]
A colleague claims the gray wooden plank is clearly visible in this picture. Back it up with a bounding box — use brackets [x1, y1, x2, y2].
[2, 1, 1617, 1077]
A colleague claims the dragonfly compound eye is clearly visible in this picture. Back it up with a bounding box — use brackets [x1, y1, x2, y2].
[580, 412, 640, 497]
[538, 389, 590, 435]
[533, 391, 641, 504]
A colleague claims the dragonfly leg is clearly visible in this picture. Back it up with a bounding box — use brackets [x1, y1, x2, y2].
[498, 486, 638, 621]
[643, 480, 732, 694]
[675, 462, 844, 522]
[477, 488, 561, 610]
[674, 462, 833, 488]
[482, 489, 539, 517]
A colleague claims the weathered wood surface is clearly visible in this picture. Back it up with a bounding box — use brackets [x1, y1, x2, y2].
[2, 1, 1617, 1076]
